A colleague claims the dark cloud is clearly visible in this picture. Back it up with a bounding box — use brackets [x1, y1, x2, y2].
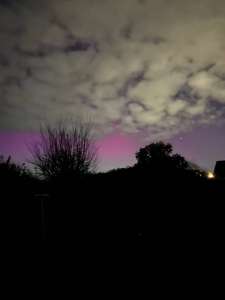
[141, 36, 166, 45]
[64, 39, 98, 53]
[173, 83, 199, 103]
[15, 46, 48, 58]
[0, 54, 10, 67]
[0, 0, 15, 7]
[15, 38, 98, 58]
[120, 23, 133, 40]
[118, 68, 146, 97]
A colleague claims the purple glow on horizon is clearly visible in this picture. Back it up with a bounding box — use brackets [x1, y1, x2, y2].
[168, 125, 225, 171]
[0, 131, 140, 171]
[0, 125, 224, 172]
[96, 131, 140, 171]
[0, 132, 40, 164]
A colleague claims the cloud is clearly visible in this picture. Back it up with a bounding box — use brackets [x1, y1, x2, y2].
[189, 70, 225, 102]
[1, 0, 225, 141]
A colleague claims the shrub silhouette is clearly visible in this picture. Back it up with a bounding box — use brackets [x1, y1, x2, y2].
[0, 155, 29, 180]
[29, 121, 97, 182]
[0, 155, 35, 194]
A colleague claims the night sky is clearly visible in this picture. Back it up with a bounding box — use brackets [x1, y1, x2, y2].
[0, 0, 225, 171]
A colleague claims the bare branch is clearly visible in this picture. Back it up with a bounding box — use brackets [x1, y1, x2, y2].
[29, 121, 97, 181]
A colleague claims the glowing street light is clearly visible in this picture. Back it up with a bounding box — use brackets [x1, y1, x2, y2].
[207, 171, 215, 179]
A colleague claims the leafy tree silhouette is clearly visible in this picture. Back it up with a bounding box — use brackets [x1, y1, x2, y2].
[135, 141, 188, 173]
[136, 142, 172, 166]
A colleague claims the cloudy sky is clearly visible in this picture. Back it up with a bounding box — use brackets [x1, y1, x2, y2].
[0, 0, 225, 171]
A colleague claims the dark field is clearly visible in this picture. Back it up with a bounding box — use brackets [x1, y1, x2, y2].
[2, 169, 224, 257]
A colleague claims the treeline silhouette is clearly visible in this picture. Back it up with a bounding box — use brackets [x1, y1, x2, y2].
[1, 123, 224, 269]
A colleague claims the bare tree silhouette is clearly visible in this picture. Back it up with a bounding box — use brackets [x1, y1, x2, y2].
[30, 121, 97, 181]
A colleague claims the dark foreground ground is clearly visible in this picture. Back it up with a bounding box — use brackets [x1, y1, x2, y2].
[1, 168, 224, 294]
[2, 168, 224, 253]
